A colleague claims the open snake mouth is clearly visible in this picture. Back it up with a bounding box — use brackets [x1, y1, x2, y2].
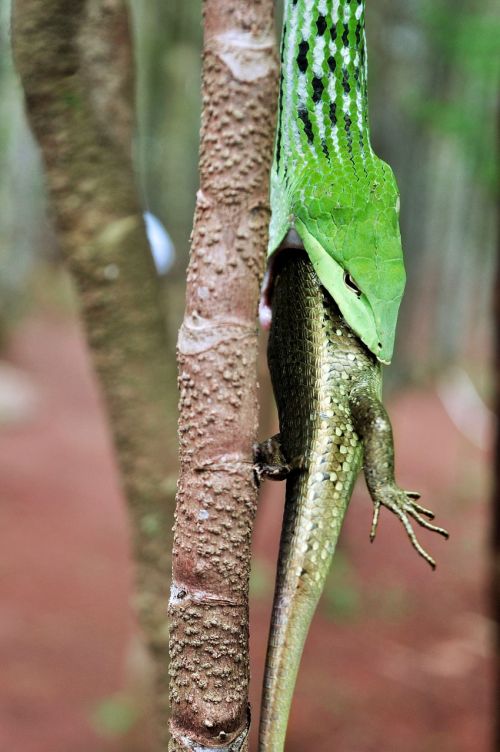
[259, 230, 305, 329]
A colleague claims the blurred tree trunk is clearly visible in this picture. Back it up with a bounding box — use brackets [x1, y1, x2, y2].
[168, 1, 277, 750]
[12, 0, 177, 747]
[492, 100, 500, 752]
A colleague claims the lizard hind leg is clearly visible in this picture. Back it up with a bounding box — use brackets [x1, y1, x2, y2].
[349, 385, 449, 569]
[369, 485, 449, 569]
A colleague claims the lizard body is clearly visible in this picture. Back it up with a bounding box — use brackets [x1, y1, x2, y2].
[256, 2, 448, 750]
[258, 251, 447, 752]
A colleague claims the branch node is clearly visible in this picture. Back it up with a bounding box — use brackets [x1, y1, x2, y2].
[169, 582, 242, 608]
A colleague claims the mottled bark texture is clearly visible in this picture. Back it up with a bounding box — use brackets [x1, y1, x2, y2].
[169, 2, 278, 750]
[492, 103, 500, 752]
[12, 0, 177, 747]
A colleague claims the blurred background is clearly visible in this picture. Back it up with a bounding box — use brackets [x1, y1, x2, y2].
[0, 0, 498, 750]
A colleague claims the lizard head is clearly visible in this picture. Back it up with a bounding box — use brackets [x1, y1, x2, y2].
[293, 198, 406, 365]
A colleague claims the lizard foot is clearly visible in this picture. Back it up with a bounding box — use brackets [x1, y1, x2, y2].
[253, 434, 304, 484]
[369, 486, 449, 569]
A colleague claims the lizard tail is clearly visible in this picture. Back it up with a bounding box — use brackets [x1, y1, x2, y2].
[258, 564, 319, 751]
[258, 464, 359, 752]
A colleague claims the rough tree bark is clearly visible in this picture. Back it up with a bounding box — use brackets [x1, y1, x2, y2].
[494, 273, 500, 750]
[12, 0, 177, 746]
[169, 2, 278, 750]
[492, 101, 500, 752]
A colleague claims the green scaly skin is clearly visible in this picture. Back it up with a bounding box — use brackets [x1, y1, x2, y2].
[269, 0, 405, 364]
[256, 2, 449, 750]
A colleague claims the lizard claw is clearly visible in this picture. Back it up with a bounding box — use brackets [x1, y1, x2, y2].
[253, 460, 291, 484]
[253, 435, 303, 484]
[369, 486, 448, 569]
[370, 501, 381, 542]
[405, 493, 436, 520]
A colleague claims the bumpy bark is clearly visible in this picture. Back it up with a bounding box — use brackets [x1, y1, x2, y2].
[492, 101, 500, 752]
[12, 0, 177, 746]
[169, 2, 278, 750]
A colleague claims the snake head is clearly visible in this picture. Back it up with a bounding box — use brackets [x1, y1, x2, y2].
[275, 160, 406, 364]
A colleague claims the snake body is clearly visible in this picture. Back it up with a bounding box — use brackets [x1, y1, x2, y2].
[268, 0, 405, 364]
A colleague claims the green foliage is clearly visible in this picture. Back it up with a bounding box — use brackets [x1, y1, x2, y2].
[0, 0, 50, 331]
[322, 552, 413, 623]
[140, 512, 162, 536]
[322, 551, 362, 622]
[91, 693, 140, 738]
[411, 0, 500, 193]
[131, 0, 202, 262]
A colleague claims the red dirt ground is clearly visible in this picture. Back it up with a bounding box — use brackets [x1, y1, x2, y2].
[0, 315, 492, 752]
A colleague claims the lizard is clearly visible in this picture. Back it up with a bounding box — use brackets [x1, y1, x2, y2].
[254, 2, 449, 751]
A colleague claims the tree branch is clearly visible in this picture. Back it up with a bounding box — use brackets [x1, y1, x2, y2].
[169, 1, 278, 750]
[12, 0, 177, 746]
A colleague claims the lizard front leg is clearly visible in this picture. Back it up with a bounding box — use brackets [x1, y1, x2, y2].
[253, 434, 305, 483]
[349, 382, 449, 568]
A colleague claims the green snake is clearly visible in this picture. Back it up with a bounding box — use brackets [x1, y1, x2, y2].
[255, 2, 449, 750]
